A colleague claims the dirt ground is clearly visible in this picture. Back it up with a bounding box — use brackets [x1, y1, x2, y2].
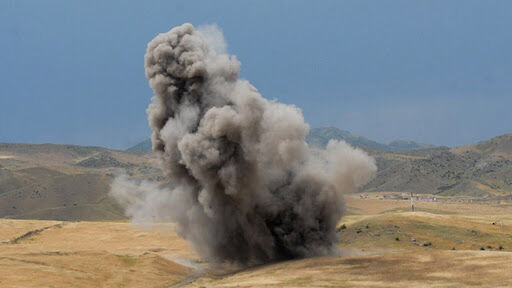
[186, 251, 512, 287]
[1, 195, 512, 287]
[0, 220, 198, 288]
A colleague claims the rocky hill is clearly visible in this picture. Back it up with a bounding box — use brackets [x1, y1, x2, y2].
[363, 133, 512, 198]
[0, 143, 162, 221]
[1, 132, 511, 221]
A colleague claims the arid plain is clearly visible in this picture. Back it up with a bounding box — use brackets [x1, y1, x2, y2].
[2, 132, 512, 287]
[2, 195, 512, 288]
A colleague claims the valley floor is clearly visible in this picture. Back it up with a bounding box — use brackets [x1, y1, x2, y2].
[1, 195, 512, 287]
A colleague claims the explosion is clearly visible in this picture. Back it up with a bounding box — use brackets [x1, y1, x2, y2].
[112, 23, 376, 265]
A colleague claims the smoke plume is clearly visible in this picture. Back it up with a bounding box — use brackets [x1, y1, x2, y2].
[111, 23, 376, 265]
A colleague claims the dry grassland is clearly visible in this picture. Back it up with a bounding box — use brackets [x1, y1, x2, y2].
[1, 195, 512, 287]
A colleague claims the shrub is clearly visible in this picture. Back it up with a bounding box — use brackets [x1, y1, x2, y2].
[336, 225, 344, 232]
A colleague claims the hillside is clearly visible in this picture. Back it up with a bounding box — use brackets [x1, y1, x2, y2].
[364, 133, 512, 197]
[127, 129, 512, 197]
[307, 127, 435, 151]
[0, 143, 162, 221]
[1, 132, 512, 221]
[127, 138, 152, 152]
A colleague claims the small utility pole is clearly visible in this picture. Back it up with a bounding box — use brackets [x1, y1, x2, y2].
[410, 191, 415, 212]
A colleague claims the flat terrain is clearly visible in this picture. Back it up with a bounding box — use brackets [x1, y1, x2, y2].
[2, 196, 512, 287]
[0, 220, 198, 288]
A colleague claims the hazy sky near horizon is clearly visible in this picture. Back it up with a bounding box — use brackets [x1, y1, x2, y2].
[1, 1, 511, 149]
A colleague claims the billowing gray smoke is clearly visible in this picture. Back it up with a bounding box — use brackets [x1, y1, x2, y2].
[111, 23, 376, 265]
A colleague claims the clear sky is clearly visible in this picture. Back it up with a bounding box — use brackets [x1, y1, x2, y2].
[1, 1, 511, 149]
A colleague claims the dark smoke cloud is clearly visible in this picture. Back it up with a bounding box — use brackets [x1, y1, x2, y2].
[111, 23, 376, 265]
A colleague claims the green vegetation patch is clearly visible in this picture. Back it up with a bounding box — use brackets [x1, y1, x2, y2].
[116, 254, 138, 266]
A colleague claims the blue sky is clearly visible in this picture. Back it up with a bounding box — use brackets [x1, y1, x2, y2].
[1, 1, 511, 149]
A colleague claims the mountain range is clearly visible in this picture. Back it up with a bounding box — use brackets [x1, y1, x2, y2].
[1, 127, 511, 221]
[128, 127, 435, 152]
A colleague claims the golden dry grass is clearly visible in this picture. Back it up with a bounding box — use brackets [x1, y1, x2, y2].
[186, 251, 512, 287]
[2, 196, 512, 287]
[0, 220, 197, 288]
[185, 197, 512, 287]
[345, 193, 512, 215]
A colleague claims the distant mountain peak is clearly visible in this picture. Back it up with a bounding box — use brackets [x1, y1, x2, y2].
[387, 139, 435, 151]
[127, 139, 152, 152]
[473, 133, 512, 154]
[128, 127, 435, 152]
[306, 127, 434, 152]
